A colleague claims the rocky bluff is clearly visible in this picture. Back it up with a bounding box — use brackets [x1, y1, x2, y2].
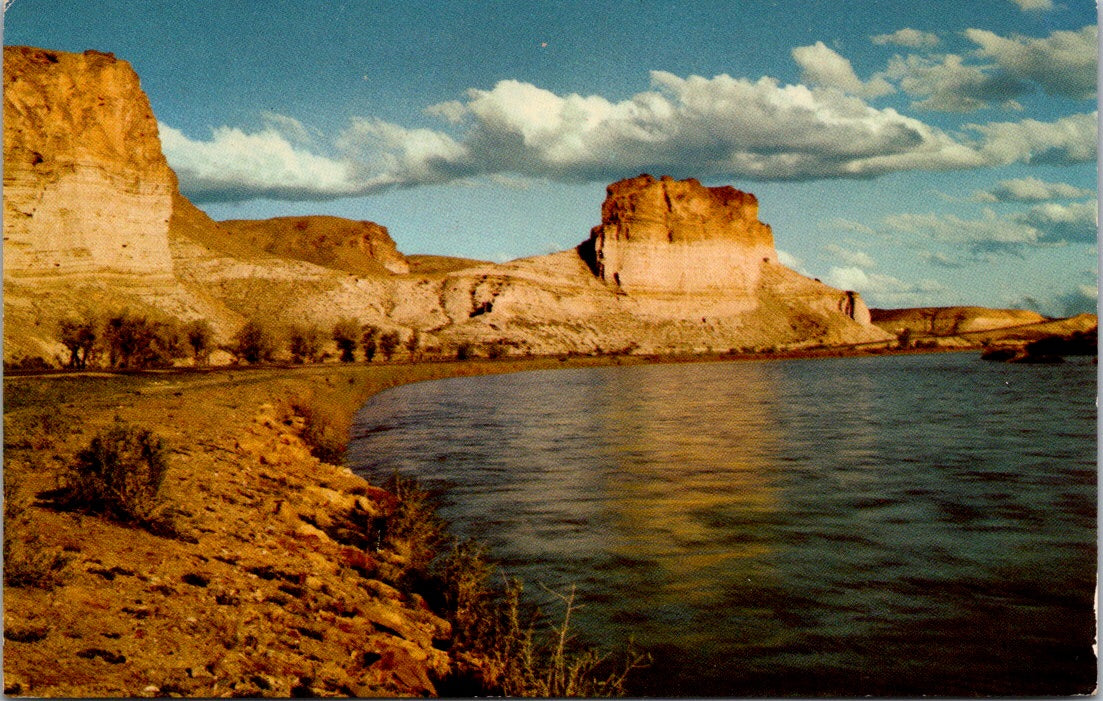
[3, 44, 893, 363]
[583, 174, 777, 296]
[3, 47, 175, 281]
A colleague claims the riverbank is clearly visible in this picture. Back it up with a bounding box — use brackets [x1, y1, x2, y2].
[1, 345, 994, 696]
[3, 355, 670, 697]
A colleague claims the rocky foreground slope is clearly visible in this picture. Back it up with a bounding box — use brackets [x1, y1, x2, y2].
[3, 362, 584, 697]
[3, 44, 891, 364]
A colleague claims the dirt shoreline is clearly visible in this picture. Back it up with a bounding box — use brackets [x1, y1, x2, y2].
[3, 348, 959, 697]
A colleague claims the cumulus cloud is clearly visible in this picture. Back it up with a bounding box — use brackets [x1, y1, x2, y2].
[871, 28, 940, 48]
[885, 53, 1031, 112]
[972, 176, 1095, 202]
[884, 26, 1097, 112]
[918, 250, 968, 268]
[162, 68, 1098, 203]
[791, 42, 894, 97]
[968, 111, 1098, 166]
[824, 266, 945, 306]
[159, 123, 359, 202]
[966, 26, 1097, 100]
[883, 199, 1097, 257]
[1056, 283, 1098, 315]
[258, 112, 317, 144]
[336, 117, 471, 186]
[824, 243, 876, 268]
[1015, 199, 1098, 243]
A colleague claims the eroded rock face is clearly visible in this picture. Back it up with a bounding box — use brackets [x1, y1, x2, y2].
[218, 216, 410, 276]
[3, 46, 175, 280]
[583, 175, 777, 296]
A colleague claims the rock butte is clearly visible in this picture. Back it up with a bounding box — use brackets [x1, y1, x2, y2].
[10, 43, 1078, 365]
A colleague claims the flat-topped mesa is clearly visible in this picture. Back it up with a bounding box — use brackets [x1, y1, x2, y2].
[3, 46, 176, 280]
[582, 174, 778, 296]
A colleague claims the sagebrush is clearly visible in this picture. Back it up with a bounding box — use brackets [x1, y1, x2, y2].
[67, 421, 170, 526]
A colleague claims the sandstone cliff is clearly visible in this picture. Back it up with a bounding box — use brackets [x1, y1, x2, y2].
[581, 174, 776, 296]
[3, 47, 175, 281]
[4, 44, 893, 365]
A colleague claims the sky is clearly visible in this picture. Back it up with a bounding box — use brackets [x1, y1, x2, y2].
[3, 0, 1099, 313]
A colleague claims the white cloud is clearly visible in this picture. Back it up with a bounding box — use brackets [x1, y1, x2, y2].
[966, 25, 1097, 100]
[884, 26, 1097, 112]
[972, 176, 1095, 202]
[1007, 0, 1054, 11]
[424, 100, 468, 124]
[791, 42, 894, 97]
[159, 123, 359, 202]
[918, 250, 968, 268]
[885, 53, 1030, 112]
[161, 70, 1097, 203]
[824, 243, 876, 268]
[258, 112, 317, 144]
[1015, 199, 1098, 243]
[337, 117, 471, 186]
[453, 71, 985, 181]
[883, 199, 1098, 257]
[777, 249, 803, 269]
[968, 111, 1098, 166]
[824, 266, 945, 306]
[871, 28, 940, 48]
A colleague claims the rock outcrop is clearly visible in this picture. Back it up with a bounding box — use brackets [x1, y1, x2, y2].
[3, 47, 175, 281]
[581, 174, 776, 296]
[218, 216, 409, 276]
[870, 306, 1046, 337]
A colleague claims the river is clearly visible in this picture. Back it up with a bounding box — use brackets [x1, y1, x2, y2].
[348, 352, 1097, 696]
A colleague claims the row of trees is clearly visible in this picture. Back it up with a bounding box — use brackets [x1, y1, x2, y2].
[56, 312, 442, 370]
[59, 314, 215, 370]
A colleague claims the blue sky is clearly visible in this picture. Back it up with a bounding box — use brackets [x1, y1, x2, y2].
[4, 0, 1098, 313]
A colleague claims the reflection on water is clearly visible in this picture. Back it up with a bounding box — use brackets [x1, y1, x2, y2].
[348, 354, 1097, 696]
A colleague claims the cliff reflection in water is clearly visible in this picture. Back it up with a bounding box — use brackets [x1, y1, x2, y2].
[594, 362, 780, 588]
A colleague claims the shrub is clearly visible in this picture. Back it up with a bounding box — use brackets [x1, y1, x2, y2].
[361, 326, 378, 362]
[896, 328, 914, 349]
[67, 422, 170, 525]
[332, 319, 360, 363]
[455, 342, 473, 361]
[4, 356, 53, 371]
[58, 316, 98, 369]
[184, 319, 216, 366]
[405, 330, 421, 360]
[290, 395, 348, 464]
[4, 535, 68, 590]
[233, 319, 277, 364]
[486, 341, 507, 359]
[378, 331, 401, 362]
[383, 474, 450, 578]
[289, 324, 325, 364]
[379, 475, 650, 697]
